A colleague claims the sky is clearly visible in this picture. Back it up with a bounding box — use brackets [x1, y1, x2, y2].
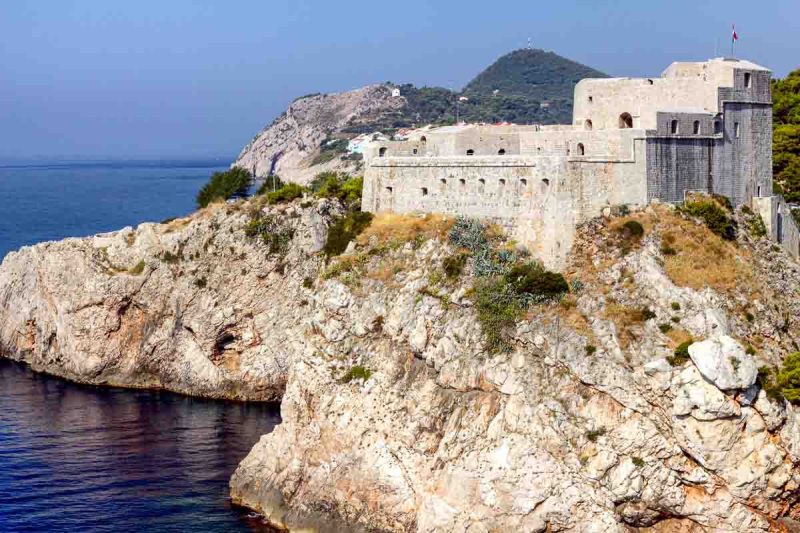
[0, 0, 797, 160]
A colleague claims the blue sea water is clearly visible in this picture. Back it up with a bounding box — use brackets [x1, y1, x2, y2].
[0, 158, 231, 260]
[0, 160, 281, 532]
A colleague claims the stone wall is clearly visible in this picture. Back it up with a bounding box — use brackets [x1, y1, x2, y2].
[753, 195, 800, 260]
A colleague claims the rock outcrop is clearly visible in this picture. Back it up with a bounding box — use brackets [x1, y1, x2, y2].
[2, 199, 800, 532]
[233, 85, 405, 184]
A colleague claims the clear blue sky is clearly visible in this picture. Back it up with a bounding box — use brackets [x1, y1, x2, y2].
[1, 0, 797, 159]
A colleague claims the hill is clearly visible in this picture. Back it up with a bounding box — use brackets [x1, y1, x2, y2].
[465, 48, 608, 100]
[234, 49, 608, 181]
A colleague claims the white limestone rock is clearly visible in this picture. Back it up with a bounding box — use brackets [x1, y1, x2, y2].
[688, 335, 758, 390]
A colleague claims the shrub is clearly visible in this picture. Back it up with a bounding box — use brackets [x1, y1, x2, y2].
[161, 251, 181, 264]
[442, 253, 468, 279]
[681, 198, 736, 240]
[757, 366, 785, 402]
[632, 457, 645, 468]
[776, 352, 800, 404]
[661, 245, 677, 256]
[659, 323, 672, 334]
[641, 308, 657, 321]
[339, 365, 373, 383]
[745, 345, 756, 356]
[747, 214, 767, 238]
[586, 427, 606, 442]
[267, 183, 306, 205]
[324, 211, 373, 257]
[302, 277, 314, 289]
[196, 166, 252, 208]
[128, 260, 146, 275]
[472, 277, 522, 353]
[194, 276, 207, 289]
[585, 345, 597, 356]
[620, 220, 645, 239]
[745, 312, 755, 322]
[668, 340, 693, 367]
[671, 302, 681, 311]
[245, 214, 295, 256]
[256, 175, 284, 196]
[504, 262, 569, 303]
[311, 172, 364, 209]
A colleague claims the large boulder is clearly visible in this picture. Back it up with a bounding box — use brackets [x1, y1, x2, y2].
[688, 336, 758, 390]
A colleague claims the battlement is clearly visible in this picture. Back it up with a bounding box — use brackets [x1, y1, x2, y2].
[362, 58, 792, 267]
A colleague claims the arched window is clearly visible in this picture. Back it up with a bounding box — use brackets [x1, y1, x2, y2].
[584, 119, 593, 131]
[498, 149, 506, 155]
[420, 136, 427, 145]
[744, 72, 752, 88]
[693, 121, 700, 135]
[379, 147, 387, 157]
[421, 187, 428, 196]
[499, 178, 506, 187]
[619, 113, 633, 129]
[385, 186, 393, 195]
[439, 178, 447, 190]
[670, 120, 679, 134]
[542, 178, 550, 186]
[577, 143, 585, 156]
[466, 149, 475, 156]
[520, 178, 528, 187]
[714, 120, 722, 134]
[459, 178, 466, 188]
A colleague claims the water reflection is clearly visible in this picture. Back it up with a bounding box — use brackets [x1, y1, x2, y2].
[0, 359, 280, 532]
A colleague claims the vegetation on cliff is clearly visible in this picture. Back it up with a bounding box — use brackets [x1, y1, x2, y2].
[197, 166, 252, 208]
[773, 69, 800, 203]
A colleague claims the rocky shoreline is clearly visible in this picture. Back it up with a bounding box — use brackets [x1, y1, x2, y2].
[2, 197, 800, 532]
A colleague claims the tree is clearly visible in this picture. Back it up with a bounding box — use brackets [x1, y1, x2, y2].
[772, 70, 800, 201]
[196, 167, 252, 208]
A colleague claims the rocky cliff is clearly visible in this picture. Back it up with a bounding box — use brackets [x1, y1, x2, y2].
[233, 85, 404, 184]
[2, 197, 800, 532]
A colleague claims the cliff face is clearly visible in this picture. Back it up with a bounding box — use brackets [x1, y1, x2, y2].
[2, 198, 800, 532]
[233, 85, 405, 184]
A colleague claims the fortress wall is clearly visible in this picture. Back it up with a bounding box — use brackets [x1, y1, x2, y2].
[753, 196, 800, 260]
[574, 77, 716, 130]
[519, 128, 643, 159]
[362, 147, 648, 267]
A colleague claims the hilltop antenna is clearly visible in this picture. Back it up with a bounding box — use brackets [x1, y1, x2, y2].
[527, 37, 532, 50]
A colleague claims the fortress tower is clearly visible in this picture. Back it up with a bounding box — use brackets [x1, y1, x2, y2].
[361, 58, 797, 267]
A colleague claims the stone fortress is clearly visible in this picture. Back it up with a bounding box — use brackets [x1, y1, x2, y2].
[361, 58, 799, 267]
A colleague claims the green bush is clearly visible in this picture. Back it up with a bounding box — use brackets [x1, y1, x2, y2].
[196, 166, 252, 208]
[256, 175, 284, 196]
[659, 323, 672, 334]
[267, 183, 306, 205]
[442, 253, 468, 279]
[472, 277, 522, 353]
[128, 260, 146, 275]
[323, 211, 373, 257]
[585, 345, 597, 356]
[245, 214, 295, 256]
[632, 457, 645, 468]
[339, 365, 373, 383]
[671, 302, 681, 311]
[620, 220, 644, 239]
[776, 352, 800, 404]
[311, 172, 364, 209]
[504, 262, 569, 303]
[668, 340, 693, 367]
[586, 427, 606, 442]
[681, 199, 736, 240]
[302, 277, 314, 289]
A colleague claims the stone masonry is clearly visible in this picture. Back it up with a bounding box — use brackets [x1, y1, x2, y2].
[361, 58, 798, 267]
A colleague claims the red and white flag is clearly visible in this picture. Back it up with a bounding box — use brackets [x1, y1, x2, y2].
[732, 24, 739, 42]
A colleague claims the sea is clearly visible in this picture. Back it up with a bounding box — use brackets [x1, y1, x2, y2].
[0, 159, 281, 532]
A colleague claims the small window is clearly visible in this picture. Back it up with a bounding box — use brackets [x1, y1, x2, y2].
[734, 122, 741, 138]
[693, 121, 700, 135]
[379, 147, 387, 157]
[385, 186, 393, 195]
[421, 187, 428, 196]
[459, 178, 466, 187]
[619, 113, 633, 129]
[478, 178, 485, 185]
[498, 149, 506, 155]
[714, 120, 722, 134]
[412, 148, 418, 155]
[542, 178, 550, 186]
[588, 96, 593, 103]
[466, 149, 475, 156]
[757, 185, 761, 197]
[577, 143, 585, 156]
[439, 178, 447, 187]
[744, 72, 752, 88]
[520, 178, 528, 187]
[670, 120, 679, 135]
[499, 178, 506, 186]
[420, 136, 427, 145]
[584, 119, 593, 131]
[647, 79, 654, 85]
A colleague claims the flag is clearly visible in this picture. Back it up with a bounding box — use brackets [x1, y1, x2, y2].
[458, 96, 469, 102]
[732, 24, 739, 42]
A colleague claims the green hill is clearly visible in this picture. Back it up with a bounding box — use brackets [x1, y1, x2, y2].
[464, 48, 608, 100]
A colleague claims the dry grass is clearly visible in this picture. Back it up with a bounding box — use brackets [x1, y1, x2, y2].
[554, 294, 594, 338]
[357, 212, 453, 246]
[603, 301, 651, 348]
[666, 328, 693, 348]
[657, 212, 751, 292]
